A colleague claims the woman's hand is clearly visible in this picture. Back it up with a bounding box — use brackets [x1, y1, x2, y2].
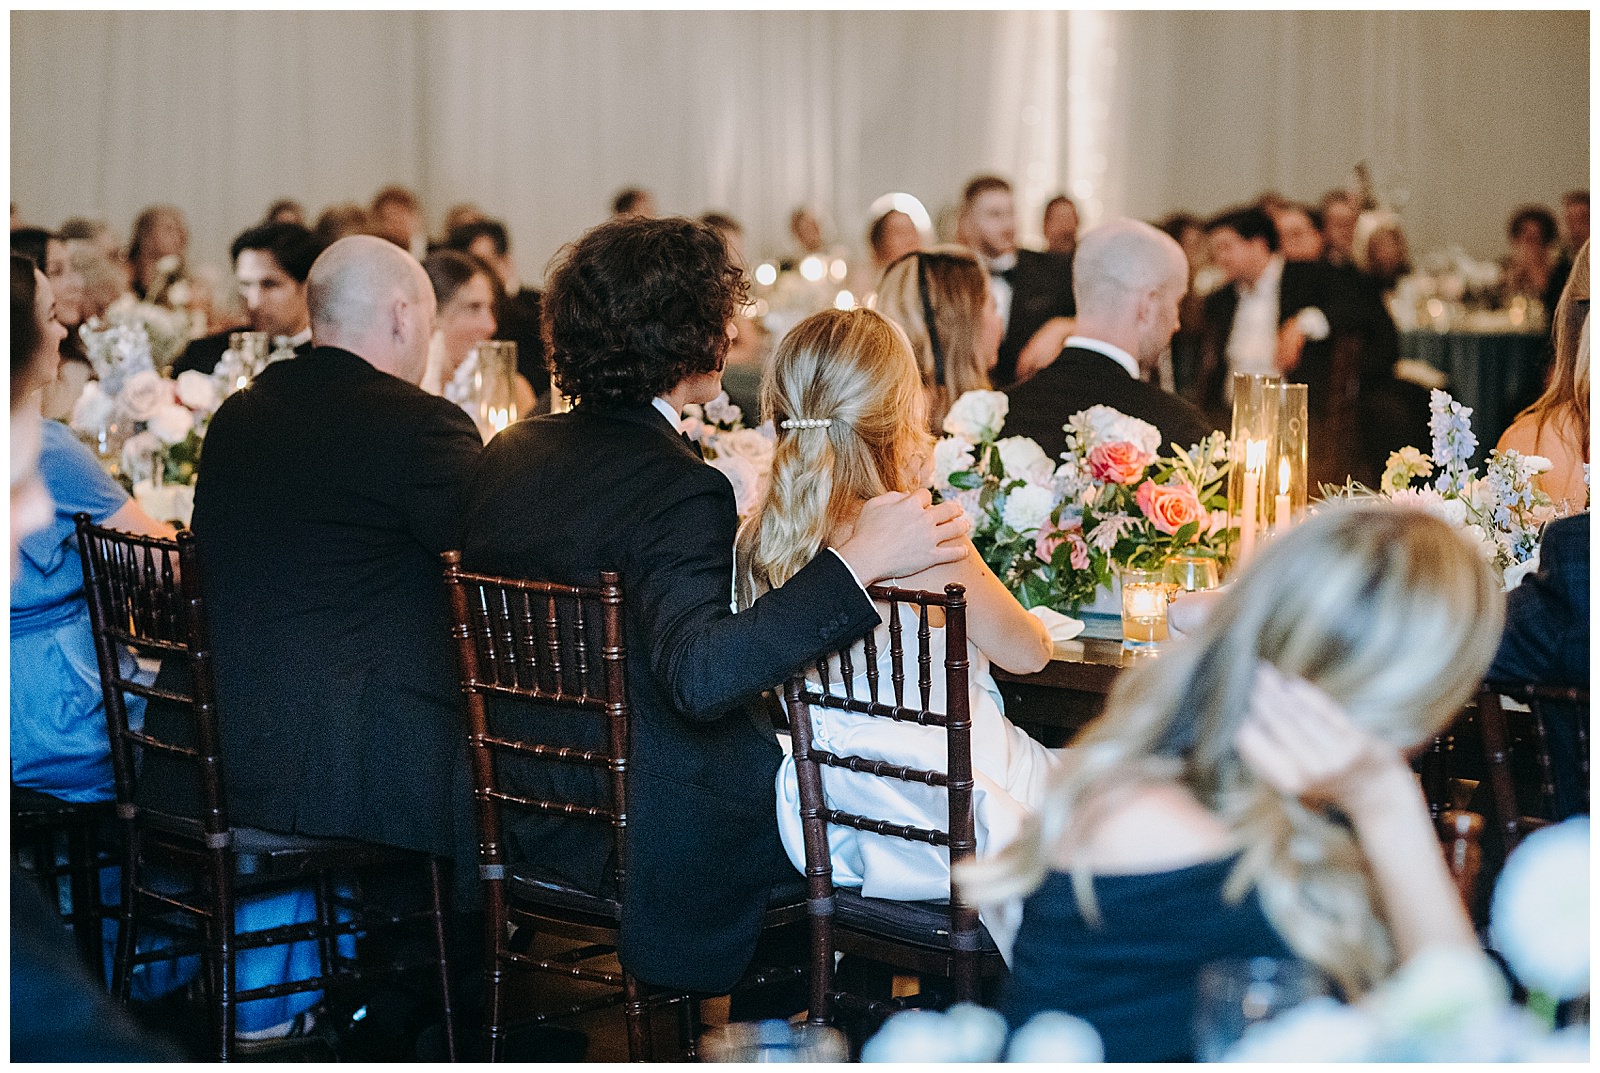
[1235, 663, 1415, 823]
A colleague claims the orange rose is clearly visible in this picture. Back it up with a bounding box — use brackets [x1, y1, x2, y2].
[1136, 480, 1205, 538]
[1086, 441, 1153, 485]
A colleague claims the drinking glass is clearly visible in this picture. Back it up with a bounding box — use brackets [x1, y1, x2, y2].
[1165, 554, 1221, 594]
[1192, 956, 1331, 1062]
[1118, 566, 1172, 651]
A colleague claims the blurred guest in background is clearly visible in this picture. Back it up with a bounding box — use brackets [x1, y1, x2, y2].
[1499, 241, 1589, 513]
[1004, 219, 1215, 458]
[958, 175, 1075, 388]
[1156, 211, 1213, 397]
[173, 223, 321, 376]
[1042, 195, 1080, 257]
[440, 202, 485, 240]
[443, 218, 549, 401]
[1269, 202, 1325, 264]
[611, 186, 657, 219]
[313, 202, 375, 247]
[126, 204, 192, 305]
[697, 212, 766, 416]
[420, 248, 536, 431]
[789, 206, 826, 257]
[371, 185, 427, 260]
[263, 198, 306, 227]
[1501, 204, 1560, 302]
[1544, 190, 1589, 312]
[1319, 190, 1361, 268]
[59, 217, 129, 322]
[875, 246, 1001, 432]
[1353, 212, 1413, 297]
[11, 228, 92, 421]
[867, 208, 923, 277]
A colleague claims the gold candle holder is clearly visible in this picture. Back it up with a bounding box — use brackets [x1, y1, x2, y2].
[1271, 382, 1308, 532]
[1227, 373, 1280, 571]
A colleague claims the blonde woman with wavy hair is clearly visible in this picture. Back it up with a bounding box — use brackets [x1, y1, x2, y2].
[960, 502, 1503, 1062]
[738, 307, 1055, 945]
[873, 246, 1003, 432]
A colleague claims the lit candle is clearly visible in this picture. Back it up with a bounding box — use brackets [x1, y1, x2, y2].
[1239, 439, 1265, 564]
[1275, 456, 1293, 532]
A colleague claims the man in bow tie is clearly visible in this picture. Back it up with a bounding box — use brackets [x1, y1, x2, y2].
[460, 215, 970, 999]
[957, 175, 1077, 389]
[173, 221, 322, 375]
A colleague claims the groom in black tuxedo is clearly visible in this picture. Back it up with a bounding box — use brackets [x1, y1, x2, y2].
[460, 216, 970, 996]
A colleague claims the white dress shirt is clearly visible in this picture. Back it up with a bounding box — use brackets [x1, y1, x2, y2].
[985, 250, 1018, 332]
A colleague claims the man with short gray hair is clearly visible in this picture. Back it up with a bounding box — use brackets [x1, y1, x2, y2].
[1003, 217, 1216, 458]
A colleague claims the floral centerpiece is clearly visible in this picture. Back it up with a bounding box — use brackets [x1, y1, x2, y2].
[680, 390, 777, 516]
[932, 390, 1232, 615]
[1320, 389, 1562, 588]
[69, 317, 230, 525]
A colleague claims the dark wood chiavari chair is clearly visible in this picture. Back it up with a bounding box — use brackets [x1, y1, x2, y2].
[76, 514, 456, 1061]
[10, 786, 113, 977]
[784, 582, 1005, 1045]
[1476, 680, 1590, 858]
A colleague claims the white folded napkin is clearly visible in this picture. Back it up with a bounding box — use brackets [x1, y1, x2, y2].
[1028, 605, 1085, 646]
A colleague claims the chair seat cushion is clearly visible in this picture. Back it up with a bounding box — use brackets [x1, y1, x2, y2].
[833, 888, 999, 953]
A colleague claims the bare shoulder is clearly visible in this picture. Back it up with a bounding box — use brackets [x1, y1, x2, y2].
[1053, 779, 1237, 874]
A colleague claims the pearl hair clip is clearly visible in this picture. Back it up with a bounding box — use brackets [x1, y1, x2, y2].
[779, 417, 832, 430]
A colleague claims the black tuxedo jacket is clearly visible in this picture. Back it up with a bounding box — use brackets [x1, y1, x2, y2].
[460, 404, 879, 993]
[171, 330, 313, 377]
[995, 249, 1076, 387]
[1196, 260, 1355, 415]
[1004, 346, 1218, 460]
[181, 347, 483, 874]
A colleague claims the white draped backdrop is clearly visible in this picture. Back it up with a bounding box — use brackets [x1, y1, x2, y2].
[11, 10, 1590, 282]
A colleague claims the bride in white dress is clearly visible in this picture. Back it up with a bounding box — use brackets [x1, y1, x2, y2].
[735, 307, 1058, 957]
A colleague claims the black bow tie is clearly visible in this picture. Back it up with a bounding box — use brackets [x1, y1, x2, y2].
[680, 431, 704, 459]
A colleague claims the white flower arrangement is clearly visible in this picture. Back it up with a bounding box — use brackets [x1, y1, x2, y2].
[681, 390, 776, 517]
[860, 1003, 1103, 1063]
[942, 389, 1009, 444]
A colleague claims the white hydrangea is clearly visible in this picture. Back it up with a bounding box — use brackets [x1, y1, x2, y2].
[932, 435, 976, 490]
[1223, 996, 1380, 1062]
[1005, 1011, 1104, 1063]
[861, 1004, 1007, 1063]
[147, 402, 196, 446]
[942, 389, 1009, 443]
[1001, 482, 1055, 533]
[995, 435, 1055, 486]
[1080, 404, 1160, 455]
[174, 369, 220, 414]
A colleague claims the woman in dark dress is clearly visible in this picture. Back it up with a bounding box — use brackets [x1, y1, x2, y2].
[961, 503, 1503, 1061]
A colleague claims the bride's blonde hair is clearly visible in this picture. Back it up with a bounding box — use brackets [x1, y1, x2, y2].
[736, 308, 932, 606]
[959, 502, 1503, 998]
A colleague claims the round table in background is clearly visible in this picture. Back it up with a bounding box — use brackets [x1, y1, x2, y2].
[1400, 326, 1548, 466]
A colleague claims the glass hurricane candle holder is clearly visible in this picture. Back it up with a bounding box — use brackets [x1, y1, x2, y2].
[1119, 566, 1173, 651]
[471, 340, 519, 441]
[1227, 374, 1281, 572]
[1270, 382, 1308, 533]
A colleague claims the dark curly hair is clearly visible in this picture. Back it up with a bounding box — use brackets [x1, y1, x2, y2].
[542, 216, 747, 409]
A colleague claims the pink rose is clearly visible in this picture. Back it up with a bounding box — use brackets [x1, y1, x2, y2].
[1087, 441, 1152, 485]
[1034, 522, 1063, 563]
[1136, 480, 1206, 538]
[1066, 529, 1090, 570]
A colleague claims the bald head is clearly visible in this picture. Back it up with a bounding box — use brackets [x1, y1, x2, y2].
[1072, 218, 1189, 372]
[1073, 218, 1187, 319]
[307, 235, 436, 382]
